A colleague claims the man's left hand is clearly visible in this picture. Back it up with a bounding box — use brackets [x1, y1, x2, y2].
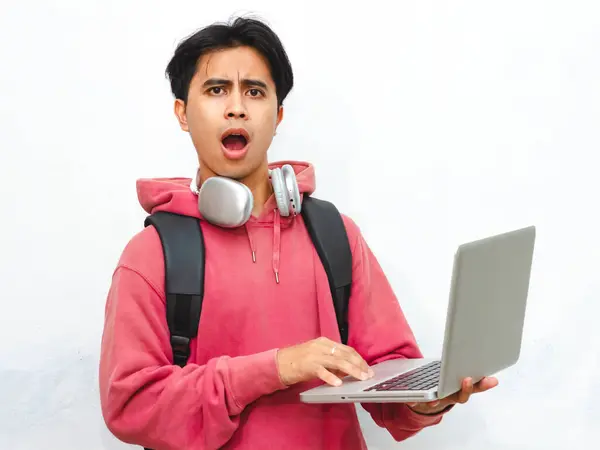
[407, 376, 499, 415]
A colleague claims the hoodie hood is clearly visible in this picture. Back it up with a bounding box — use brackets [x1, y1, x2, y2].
[136, 160, 317, 283]
[137, 160, 316, 219]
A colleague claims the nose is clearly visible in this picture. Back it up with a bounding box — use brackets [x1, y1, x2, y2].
[225, 91, 248, 120]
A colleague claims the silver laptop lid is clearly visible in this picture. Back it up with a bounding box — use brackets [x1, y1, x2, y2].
[437, 226, 536, 398]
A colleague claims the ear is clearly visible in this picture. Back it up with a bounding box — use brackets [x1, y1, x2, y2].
[174, 99, 189, 132]
[274, 105, 284, 135]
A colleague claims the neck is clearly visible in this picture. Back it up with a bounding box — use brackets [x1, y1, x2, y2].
[197, 161, 272, 217]
[240, 164, 272, 217]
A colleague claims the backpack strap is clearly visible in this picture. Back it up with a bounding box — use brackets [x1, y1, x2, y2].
[301, 196, 353, 345]
[144, 211, 205, 368]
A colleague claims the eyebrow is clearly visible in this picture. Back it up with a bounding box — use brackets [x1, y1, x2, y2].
[202, 78, 269, 90]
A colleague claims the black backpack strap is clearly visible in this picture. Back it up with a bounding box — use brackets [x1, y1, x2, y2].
[144, 211, 205, 368]
[301, 196, 353, 345]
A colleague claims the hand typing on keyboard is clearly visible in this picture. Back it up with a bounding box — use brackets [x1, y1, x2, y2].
[407, 376, 499, 415]
[276, 337, 375, 387]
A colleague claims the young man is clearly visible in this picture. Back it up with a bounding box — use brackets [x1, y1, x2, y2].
[99, 16, 497, 450]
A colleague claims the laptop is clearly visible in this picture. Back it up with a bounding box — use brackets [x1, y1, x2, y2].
[300, 225, 536, 404]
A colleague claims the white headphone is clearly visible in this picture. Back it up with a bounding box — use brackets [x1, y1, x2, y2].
[269, 164, 302, 217]
[190, 164, 301, 228]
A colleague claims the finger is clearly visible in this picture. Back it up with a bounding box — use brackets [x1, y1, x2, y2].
[323, 356, 370, 381]
[335, 342, 373, 371]
[330, 369, 347, 380]
[425, 400, 441, 409]
[331, 345, 373, 375]
[457, 378, 474, 403]
[317, 339, 372, 376]
[329, 357, 370, 381]
[315, 365, 343, 387]
[315, 337, 335, 351]
[318, 340, 358, 367]
[314, 339, 374, 379]
[474, 376, 499, 392]
[439, 393, 458, 407]
[407, 400, 441, 414]
[406, 402, 424, 412]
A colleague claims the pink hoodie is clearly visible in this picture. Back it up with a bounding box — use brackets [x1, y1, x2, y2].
[99, 161, 447, 450]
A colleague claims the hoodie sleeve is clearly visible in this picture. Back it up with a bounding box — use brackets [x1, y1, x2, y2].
[342, 216, 449, 441]
[99, 243, 287, 450]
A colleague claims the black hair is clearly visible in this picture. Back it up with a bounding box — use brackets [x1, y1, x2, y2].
[165, 16, 294, 107]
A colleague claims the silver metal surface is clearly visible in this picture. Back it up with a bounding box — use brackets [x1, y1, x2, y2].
[197, 176, 253, 228]
[300, 358, 439, 404]
[300, 225, 536, 404]
[436, 225, 536, 398]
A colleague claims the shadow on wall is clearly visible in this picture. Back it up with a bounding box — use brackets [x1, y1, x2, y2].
[0, 344, 131, 450]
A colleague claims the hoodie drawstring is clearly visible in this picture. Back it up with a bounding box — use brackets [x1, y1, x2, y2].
[272, 211, 281, 284]
[243, 210, 283, 284]
[244, 223, 256, 263]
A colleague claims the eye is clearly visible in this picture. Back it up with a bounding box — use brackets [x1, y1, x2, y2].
[209, 87, 225, 95]
[247, 88, 264, 97]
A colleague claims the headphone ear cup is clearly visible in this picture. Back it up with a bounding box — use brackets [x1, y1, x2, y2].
[197, 176, 253, 227]
[270, 168, 290, 216]
[281, 164, 301, 215]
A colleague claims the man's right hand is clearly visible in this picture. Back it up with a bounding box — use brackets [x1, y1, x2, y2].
[276, 337, 375, 387]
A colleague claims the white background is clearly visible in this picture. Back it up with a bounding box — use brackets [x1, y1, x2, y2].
[1, 1, 599, 449]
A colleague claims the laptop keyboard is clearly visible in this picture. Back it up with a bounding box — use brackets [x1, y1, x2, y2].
[364, 361, 441, 392]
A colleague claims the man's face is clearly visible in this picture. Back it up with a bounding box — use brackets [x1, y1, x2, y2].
[175, 46, 283, 181]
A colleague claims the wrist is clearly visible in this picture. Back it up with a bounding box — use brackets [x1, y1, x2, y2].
[228, 348, 289, 414]
[275, 347, 293, 386]
[408, 403, 454, 416]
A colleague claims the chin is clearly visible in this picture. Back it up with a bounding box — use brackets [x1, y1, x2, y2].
[223, 158, 267, 180]
[213, 163, 255, 181]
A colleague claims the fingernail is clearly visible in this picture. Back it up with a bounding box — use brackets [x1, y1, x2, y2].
[334, 378, 342, 386]
[360, 372, 369, 380]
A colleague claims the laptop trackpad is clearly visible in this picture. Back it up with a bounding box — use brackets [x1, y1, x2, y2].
[313, 358, 437, 395]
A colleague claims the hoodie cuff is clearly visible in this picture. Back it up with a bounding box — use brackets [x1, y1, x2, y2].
[404, 403, 454, 425]
[227, 348, 288, 414]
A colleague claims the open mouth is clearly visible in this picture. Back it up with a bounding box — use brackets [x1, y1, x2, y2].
[221, 129, 249, 151]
